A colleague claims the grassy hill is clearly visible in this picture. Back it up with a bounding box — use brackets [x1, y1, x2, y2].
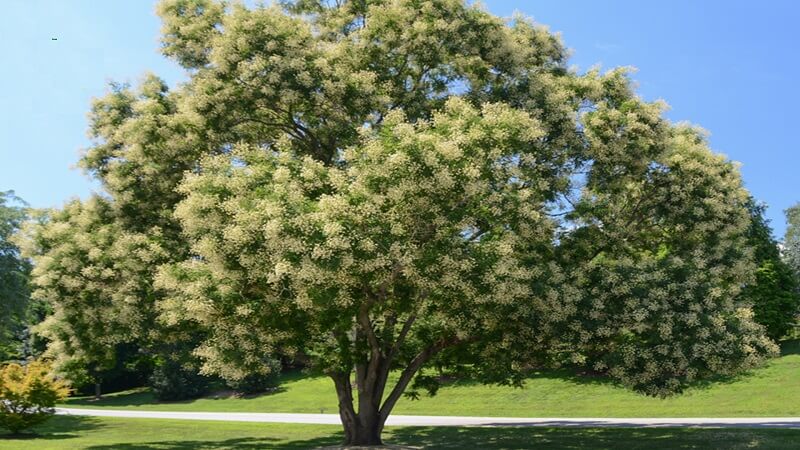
[61, 340, 800, 418]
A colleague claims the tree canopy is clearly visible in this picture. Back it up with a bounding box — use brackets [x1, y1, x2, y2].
[21, 0, 778, 445]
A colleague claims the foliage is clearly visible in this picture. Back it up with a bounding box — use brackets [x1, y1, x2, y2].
[225, 358, 281, 395]
[554, 139, 779, 395]
[740, 201, 800, 340]
[0, 360, 69, 434]
[783, 203, 800, 283]
[18, 198, 166, 393]
[17, 196, 197, 399]
[49, 344, 153, 397]
[0, 191, 31, 361]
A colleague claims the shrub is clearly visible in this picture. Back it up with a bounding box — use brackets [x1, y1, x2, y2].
[149, 358, 211, 401]
[0, 360, 69, 434]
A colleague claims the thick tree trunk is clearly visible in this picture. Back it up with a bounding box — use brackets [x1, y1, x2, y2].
[343, 417, 384, 446]
[329, 303, 455, 445]
[333, 372, 386, 446]
[331, 341, 446, 445]
[332, 372, 385, 445]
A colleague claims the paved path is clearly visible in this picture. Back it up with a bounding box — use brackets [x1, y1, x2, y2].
[55, 408, 800, 428]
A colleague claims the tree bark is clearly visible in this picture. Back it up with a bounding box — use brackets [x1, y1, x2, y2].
[332, 371, 384, 445]
[94, 381, 102, 400]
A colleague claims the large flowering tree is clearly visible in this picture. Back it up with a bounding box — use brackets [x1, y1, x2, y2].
[18, 197, 171, 397]
[23, 0, 775, 445]
[151, 0, 773, 444]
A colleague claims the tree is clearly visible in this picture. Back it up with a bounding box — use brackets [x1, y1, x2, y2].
[20, 199, 136, 395]
[738, 201, 800, 340]
[783, 203, 800, 279]
[552, 130, 778, 395]
[0, 191, 31, 361]
[18, 197, 174, 398]
[147, 1, 774, 444]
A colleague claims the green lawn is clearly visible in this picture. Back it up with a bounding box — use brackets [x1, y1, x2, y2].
[2, 416, 800, 449]
[62, 340, 800, 418]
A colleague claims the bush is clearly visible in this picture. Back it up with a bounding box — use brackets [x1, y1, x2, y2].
[149, 358, 212, 401]
[0, 360, 69, 434]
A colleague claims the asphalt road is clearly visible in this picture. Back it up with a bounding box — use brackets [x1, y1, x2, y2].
[55, 408, 800, 428]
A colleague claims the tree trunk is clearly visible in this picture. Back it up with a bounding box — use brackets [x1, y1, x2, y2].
[94, 381, 102, 400]
[342, 416, 384, 446]
[336, 405, 385, 445]
[332, 372, 386, 446]
[330, 308, 453, 445]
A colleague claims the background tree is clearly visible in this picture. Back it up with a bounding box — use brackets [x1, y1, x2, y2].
[0, 191, 32, 362]
[555, 132, 779, 392]
[19, 194, 214, 400]
[22, 73, 278, 399]
[783, 203, 800, 280]
[738, 200, 800, 340]
[19, 197, 164, 398]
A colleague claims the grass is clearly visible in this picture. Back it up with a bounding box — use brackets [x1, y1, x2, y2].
[2, 415, 800, 449]
[62, 340, 800, 418]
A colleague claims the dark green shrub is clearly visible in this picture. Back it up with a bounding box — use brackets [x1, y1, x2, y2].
[149, 358, 211, 401]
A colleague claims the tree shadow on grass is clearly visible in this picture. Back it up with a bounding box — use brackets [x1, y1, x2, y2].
[79, 426, 800, 450]
[426, 367, 620, 394]
[85, 434, 342, 450]
[780, 339, 799, 356]
[676, 338, 800, 392]
[64, 388, 162, 408]
[63, 369, 327, 409]
[385, 426, 800, 450]
[0, 415, 104, 442]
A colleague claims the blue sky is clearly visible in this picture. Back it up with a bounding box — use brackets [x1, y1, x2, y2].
[1, 1, 798, 236]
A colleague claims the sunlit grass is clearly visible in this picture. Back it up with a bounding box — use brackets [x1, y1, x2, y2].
[62, 340, 800, 418]
[2, 416, 800, 449]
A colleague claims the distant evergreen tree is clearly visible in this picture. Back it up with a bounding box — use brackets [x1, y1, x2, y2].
[742, 200, 800, 340]
[0, 191, 31, 361]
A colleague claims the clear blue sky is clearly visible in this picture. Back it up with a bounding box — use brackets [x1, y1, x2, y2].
[2, 1, 798, 236]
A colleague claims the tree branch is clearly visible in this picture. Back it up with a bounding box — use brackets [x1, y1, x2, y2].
[379, 337, 457, 424]
[388, 314, 417, 361]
